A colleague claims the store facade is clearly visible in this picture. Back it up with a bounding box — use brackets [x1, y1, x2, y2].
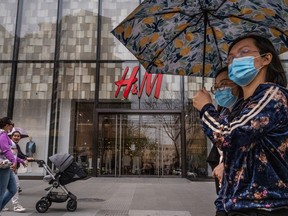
[1, 0, 287, 178]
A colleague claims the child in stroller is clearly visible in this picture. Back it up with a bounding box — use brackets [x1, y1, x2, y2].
[30, 153, 87, 213]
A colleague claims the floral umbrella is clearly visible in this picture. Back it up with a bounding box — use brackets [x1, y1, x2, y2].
[111, 0, 288, 78]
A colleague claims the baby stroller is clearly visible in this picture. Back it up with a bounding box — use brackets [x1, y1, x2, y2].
[31, 153, 87, 213]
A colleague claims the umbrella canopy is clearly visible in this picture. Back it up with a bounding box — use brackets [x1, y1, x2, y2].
[111, 0, 288, 77]
[8, 127, 29, 139]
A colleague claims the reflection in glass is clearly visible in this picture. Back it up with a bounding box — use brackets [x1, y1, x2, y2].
[99, 62, 140, 109]
[99, 63, 185, 110]
[0, 0, 17, 60]
[183, 75, 213, 178]
[185, 105, 208, 178]
[0, 63, 11, 116]
[61, 0, 98, 60]
[74, 102, 94, 173]
[140, 65, 183, 110]
[19, 0, 57, 60]
[59, 63, 96, 100]
[97, 114, 181, 177]
[101, 0, 138, 60]
[13, 63, 53, 174]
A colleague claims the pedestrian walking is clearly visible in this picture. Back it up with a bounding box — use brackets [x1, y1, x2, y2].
[3, 138, 27, 212]
[193, 34, 288, 215]
[207, 66, 242, 195]
[0, 117, 17, 215]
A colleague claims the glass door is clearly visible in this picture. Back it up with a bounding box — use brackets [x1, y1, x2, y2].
[98, 114, 181, 177]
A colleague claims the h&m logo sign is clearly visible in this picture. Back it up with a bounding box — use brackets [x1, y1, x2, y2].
[114, 66, 163, 99]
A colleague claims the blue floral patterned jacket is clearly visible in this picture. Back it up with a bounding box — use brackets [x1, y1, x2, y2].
[200, 83, 288, 212]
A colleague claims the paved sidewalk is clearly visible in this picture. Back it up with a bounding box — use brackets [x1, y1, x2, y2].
[2, 177, 217, 216]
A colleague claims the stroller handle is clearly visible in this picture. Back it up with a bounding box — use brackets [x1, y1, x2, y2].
[28, 159, 46, 167]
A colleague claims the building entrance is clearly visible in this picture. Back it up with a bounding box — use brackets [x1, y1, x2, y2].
[98, 114, 181, 177]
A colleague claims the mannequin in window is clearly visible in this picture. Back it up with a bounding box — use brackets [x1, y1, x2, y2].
[87, 148, 93, 169]
[132, 152, 141, 175]
[104, 146, 113, 174]
[122, 149, 131, 174]
[26, 136, 36, 157]
[26, 136, 36, 173]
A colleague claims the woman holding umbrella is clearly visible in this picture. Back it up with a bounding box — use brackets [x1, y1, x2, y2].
[193, 34, 288, 215]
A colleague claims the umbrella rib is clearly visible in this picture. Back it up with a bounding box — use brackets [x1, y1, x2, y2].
[222, 14, 287, 35]
[113, 0, 288, 77]
[201, 10, 208, 85]
[206, 15, 224, 69]
[123, 10, 201, 22]
[118, 9, 202, 58]
[146, 14, 204, 70]
[214, 0, 228, 12]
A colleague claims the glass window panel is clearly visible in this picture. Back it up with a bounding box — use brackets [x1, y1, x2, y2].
[13, 63, 53, 175]
[74, 102, 94, 173]
[57, 62, 96, 173]
[0, 0, 17, 60]
[59, 62, 96, 100]
[184, 76, 214, 102]
[18, 0, 58, 60]
[280, 51, 288, 60]
[97, 114, 181, 177]
[283, 62, 288, 84]
[60, 0, 98, 60]
[139, 66, 183, 110]
[280, 52, 288, 84]
[101, 0, 139, 60]
[0, 63, 11, 117]
[99, 62, 140, 109]
[183, 75, 212, 178]
[100, 63, 186, 110]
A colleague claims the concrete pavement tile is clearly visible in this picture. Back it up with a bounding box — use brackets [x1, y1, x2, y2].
[3, 177, 216, 216]
[129, 210, 191, 216]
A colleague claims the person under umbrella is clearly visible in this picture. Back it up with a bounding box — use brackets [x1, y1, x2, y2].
[207, 66, 242, 196]
[9, 131, 32, 193]
[193, 34, 288, 215]
[8, 127, 29, 139]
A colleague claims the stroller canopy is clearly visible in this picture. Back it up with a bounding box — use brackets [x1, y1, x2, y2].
[49, 153, 74, 172]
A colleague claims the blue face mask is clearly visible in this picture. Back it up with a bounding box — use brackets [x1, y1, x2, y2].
[228, 56, 262, 86]
[215, 87, 238, 108]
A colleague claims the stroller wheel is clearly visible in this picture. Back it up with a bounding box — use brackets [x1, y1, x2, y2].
[41, 197, 51, 207]
[44, 198, 52, 207]
[47, 199, 52, 207]
[66, 199, 77, 212]
[36, 199, 49, 213]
